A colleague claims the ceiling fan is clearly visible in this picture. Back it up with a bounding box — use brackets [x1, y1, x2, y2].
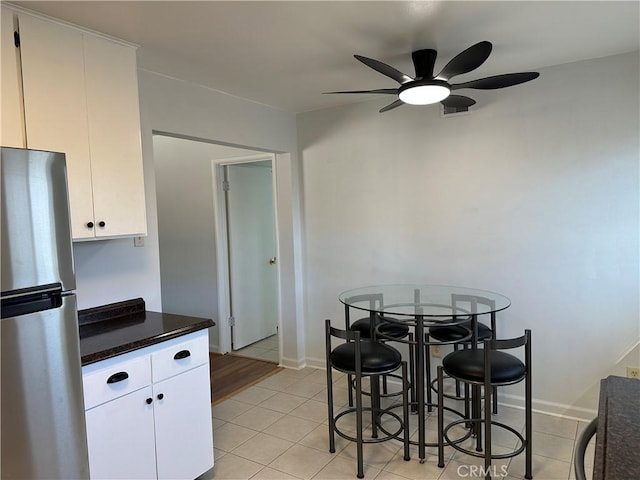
[325, 41, 539, 112]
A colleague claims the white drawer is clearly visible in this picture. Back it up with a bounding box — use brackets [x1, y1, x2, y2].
[151, 333, 209, 383]
[83, 355, 151, 410]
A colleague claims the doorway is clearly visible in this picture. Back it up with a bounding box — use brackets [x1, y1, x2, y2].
[153, 135, 281, 364]
[221, 160, 279, 359]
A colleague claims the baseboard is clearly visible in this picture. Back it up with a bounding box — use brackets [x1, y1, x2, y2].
[499, 392, 597, 422]
[305, 356, 326, 370]
[279, 355, 306, 369]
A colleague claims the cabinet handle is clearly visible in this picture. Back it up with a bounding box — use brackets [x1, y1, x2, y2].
[106, 371, 129, 384]
[157, 393, 164, 400]
[174, 350, 191, 360]
[146, 398, 153, 405]
[98, 221, 106, 228]
[86, 221, 94, 229]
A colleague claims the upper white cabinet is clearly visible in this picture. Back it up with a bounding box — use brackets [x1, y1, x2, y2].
[4, 8, 147, 240]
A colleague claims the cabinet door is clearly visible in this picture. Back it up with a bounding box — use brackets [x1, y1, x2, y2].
[85, 386, 157, 480]
[18, 14, 95, 239]
[153, 365, 214, 480]
[1, 7, 25, 148]
[84, 35, 147, 238]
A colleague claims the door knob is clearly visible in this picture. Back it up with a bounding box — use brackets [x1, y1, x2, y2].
[269, 257, 277, 265]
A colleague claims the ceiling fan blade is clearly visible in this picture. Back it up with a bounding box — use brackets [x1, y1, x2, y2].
[412, 49, 437, 80]
[324, 88, 398, 95]
[354, 55, 413, 84]
[436, 41, 493, 81]
[440, 95, 476, 108]
[451, 72, 540, 90]
[379, 99, 405, 113]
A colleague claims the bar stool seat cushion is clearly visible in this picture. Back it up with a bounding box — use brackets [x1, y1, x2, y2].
[429, 321, 492, 342]
[442, 349, 525, 384]
[331, 341, 402, 374]
[350, 317, 410, 340]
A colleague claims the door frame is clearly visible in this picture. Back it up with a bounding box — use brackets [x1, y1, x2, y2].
[211, 153, 281, 361]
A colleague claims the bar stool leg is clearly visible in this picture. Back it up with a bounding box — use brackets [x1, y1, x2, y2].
[454, 344, 462, 398]
[402, 361, 410, 461]
[464, 383, 471, 429]
[525, 350, 533, 479]
[409, 334, 416, 412]
[425, 333, 433, 413]
[326, 365, 336, 453]
[370, 375, 380, 439]
[474, 385, 483, 452]
[484, 383, 492, 480]
[347, 373, 354, 407]
[437, 366, 445, 468]
[355, 370, 364, 478]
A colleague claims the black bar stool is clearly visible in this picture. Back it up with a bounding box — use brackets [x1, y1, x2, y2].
[426, 294, 499, 414]
[325, 319, 410, 478]
[344, 294, 415, 409]
[437, 329, 532, 480]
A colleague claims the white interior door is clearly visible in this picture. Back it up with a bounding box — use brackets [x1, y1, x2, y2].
[226, 161, 278, 350]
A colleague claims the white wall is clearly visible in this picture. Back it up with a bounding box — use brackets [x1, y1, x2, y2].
[297, 51, 639, 418]
[153, 135, 257, 350]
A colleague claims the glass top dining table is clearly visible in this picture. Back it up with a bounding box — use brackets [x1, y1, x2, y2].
[338, 284, 511, 319]
[338, 284, 511, 462]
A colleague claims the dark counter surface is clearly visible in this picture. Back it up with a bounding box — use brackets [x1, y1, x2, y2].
[78, 298, 215, 366]
[593, 375, 640, 480]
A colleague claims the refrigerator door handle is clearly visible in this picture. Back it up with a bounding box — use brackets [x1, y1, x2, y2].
[1, 283, 62, 300]
[1, 284, 63, 319]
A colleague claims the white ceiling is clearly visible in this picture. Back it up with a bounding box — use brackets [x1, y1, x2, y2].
[10, 1, 640, 113]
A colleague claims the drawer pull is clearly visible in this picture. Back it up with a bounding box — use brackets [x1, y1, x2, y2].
[107, 371, 129, 384]
[174, 350, 191, 360]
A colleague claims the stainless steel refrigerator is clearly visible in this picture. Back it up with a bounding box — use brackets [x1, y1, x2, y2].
[1, 147, 89, 479]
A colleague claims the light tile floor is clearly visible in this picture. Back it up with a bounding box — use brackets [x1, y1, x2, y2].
[233, 334, 279, 363]
[199, 367, 594, 480]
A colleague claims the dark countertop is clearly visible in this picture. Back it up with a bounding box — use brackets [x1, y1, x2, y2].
[78, 298, 215, 366]
[593, 375, 640, 480]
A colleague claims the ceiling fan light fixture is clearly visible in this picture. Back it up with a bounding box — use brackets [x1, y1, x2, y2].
[399, 81, 450, 105]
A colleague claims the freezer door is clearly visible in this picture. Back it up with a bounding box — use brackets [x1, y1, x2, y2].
[1, 147, 75, 293]
[1, 293, 89, 479]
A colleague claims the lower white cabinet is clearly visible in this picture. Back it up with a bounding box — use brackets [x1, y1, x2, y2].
[85, 386, 157, 479]
[154, 365, 213, 480]
[82, 331, 214, 480]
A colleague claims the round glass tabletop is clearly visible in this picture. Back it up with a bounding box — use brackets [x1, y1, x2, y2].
[338, 284, 511, 317]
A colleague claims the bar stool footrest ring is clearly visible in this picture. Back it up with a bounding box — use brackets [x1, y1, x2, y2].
[406, 403, 473, 448]
[443, 418, 526, 459]
[334, 407, 404, 445]
[350, 375, 406, 399]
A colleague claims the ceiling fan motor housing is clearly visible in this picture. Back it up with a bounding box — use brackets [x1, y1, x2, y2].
[411, 49, 438, 79]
